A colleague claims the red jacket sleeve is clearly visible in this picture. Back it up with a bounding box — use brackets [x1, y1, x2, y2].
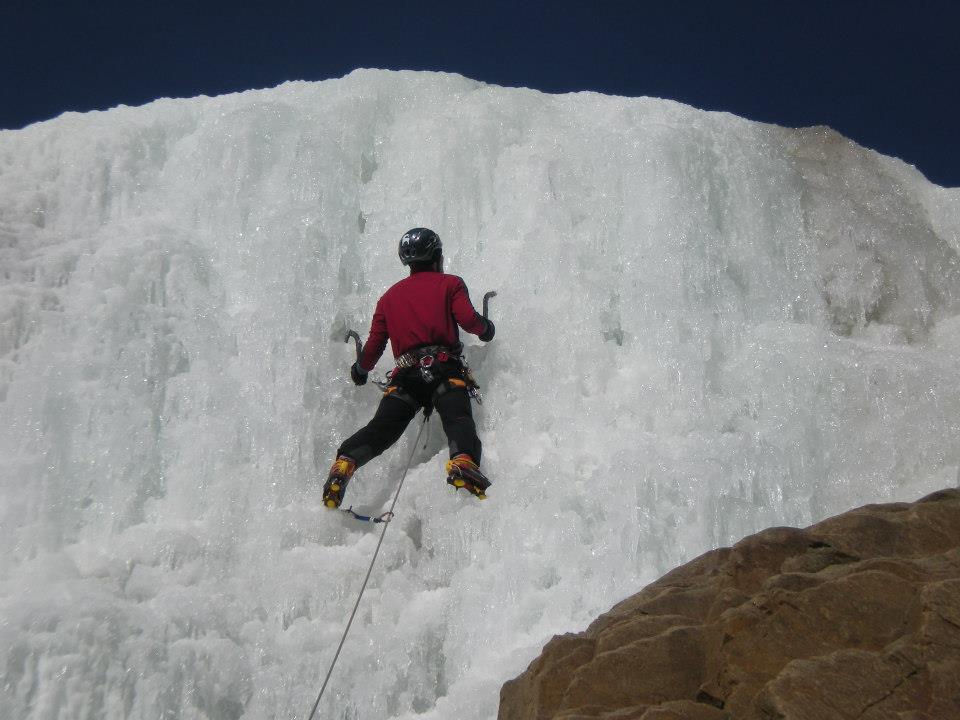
[450, 277, 488, 336]
[359, 298, 388, 371]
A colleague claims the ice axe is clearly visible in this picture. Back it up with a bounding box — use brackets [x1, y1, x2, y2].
[482, 290, 496, 319]
[344, 330, 388, 390]
[344, 329, 362, 360]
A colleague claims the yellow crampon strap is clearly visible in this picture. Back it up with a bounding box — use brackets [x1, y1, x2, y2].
[431, 375, 475, 403]
[382, 385, 419, 409]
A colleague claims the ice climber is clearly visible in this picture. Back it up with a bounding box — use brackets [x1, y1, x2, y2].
[323, 228, 496, 509]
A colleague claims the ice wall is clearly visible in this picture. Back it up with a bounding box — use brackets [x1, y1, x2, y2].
[1, 69, 959, 720]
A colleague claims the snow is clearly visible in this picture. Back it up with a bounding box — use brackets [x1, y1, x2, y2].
[1, 68, 960, 720]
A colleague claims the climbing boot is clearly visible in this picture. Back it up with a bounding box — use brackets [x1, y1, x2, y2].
[445, 454, 490, 499]
[323, 456, 356, 509]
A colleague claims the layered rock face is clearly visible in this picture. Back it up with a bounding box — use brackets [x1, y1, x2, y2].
[499, 489, 960, 720]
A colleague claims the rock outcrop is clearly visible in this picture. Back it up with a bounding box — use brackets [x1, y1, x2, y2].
[499, 489, 960, 720]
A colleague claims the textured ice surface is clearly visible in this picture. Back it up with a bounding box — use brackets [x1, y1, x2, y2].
[1, 69, 960, 720]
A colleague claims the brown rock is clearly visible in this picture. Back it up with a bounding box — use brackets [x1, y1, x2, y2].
[498, 489, 960, 720]
[560, 626, 708, 711]
[639, 700, 728, 719]
[754, 648, 930, 719]
[553, 707, 650, 720]
[595, 614, 701, 655]
[499, 635, 597, 720]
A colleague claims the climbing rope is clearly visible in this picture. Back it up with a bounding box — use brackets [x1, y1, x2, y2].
[306, 410, 431, 720]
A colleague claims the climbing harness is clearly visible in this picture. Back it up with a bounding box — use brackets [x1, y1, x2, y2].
[306, 410, 430, 720]
[394, 343, 456, 369]
[381, 347, 484, 403]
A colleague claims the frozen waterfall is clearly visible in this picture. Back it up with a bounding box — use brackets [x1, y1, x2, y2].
[1, 69, 959, 720]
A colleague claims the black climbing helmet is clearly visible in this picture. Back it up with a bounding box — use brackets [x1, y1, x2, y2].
[398, 228, 442, 266]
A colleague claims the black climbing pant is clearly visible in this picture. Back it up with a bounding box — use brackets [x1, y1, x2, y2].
[337, 365, 481, 468]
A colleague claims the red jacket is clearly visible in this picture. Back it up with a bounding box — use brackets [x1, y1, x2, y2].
[359, 270, 487, 371]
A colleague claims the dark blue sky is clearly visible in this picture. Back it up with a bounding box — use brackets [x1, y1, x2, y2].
[4, 1, 959, 186]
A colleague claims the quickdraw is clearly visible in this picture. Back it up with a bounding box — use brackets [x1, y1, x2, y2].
[341, 506, 394, 524]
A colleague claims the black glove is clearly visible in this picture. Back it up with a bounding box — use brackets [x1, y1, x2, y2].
[479, 318, 495, 342]
[350, 362, 368, 386]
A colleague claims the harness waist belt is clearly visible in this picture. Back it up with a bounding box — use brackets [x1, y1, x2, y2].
[394, 345, 459, 369]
